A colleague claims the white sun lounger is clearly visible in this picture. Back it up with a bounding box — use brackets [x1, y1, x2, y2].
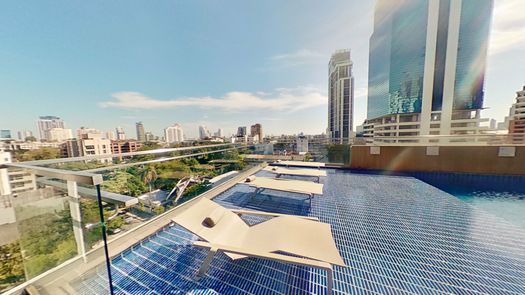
[264, 166, 327, 182]
[171, 198, 345, 295]
[242, 176, 323, 198]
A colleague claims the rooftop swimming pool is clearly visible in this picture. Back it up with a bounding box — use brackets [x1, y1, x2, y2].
[75, 169, 525, 295]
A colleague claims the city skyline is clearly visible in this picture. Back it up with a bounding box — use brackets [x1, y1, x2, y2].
[1, 1, 524, 138]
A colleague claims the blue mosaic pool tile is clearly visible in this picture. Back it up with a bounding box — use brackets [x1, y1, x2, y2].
[74, 169, 525, 294]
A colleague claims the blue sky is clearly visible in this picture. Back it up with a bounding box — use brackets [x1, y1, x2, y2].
[1, 0, 524, 139]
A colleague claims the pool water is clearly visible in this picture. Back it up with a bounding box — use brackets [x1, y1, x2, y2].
[453, 190, 525, 229]
[410, 171, 525, 230]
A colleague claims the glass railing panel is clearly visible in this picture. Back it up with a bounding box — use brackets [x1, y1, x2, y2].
[93, 149, 257, 294]
[13, 183, 77, 280]
[0, 167, 110, 295]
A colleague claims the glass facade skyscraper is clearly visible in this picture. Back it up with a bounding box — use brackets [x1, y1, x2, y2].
[452, 0, 492, 110]
[367, 0, 493, 124]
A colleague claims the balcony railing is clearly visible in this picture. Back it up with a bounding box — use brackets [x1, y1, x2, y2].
[0, 143, 255, 295]
[358, 133, 525, 146]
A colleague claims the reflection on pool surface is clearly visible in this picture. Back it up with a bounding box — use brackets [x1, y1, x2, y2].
[412, 171, 525, 229]
[454, 191, 525, 229]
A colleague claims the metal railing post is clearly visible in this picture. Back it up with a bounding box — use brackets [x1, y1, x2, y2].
[67, 180, 88, 262]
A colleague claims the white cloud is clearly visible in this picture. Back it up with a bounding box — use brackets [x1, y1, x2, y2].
[265, 49, 327, 68]
[99, 87, 327, 112]
[269, 49, 325, 61]
[489, 0, 525, 55]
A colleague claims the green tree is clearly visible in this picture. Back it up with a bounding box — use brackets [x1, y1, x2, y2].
[16, 147, 61, 161]
[141, 165, 158, 192]
[176, 182, 210, 204]
[152, 205, 165, 215]
[102, 171, 147, 196]
[0, 242, 24, 288]
[304, 153, 313, 162]
[134, 142, 163, 161]
[107, 216, 125, 232]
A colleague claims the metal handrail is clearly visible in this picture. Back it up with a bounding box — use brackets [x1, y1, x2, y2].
[20, 143, 240, 165]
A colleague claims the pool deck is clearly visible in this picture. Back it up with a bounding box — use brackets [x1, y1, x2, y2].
[75, 169, 525, 295]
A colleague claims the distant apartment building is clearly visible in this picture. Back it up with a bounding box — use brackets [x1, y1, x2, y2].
[61, 133, 112, 162]
[105, 130, 116, 140]
[237, 126, 247, 137]
[0, 151, 36, 197]
[250, 124, 264, 142]
[233, 134, 256, 145]
[364, 0, 494, 143]
[115, 126, 126, 140]
[199, 126, 211, 140]
[111, 140, 143, 154]
[46, 128, 73, 142]
[0, 130, 12, 139]
[508, 85, 525, 142]
[165, 124, 184, 143]
[489, 119, 497, 130]
[61, 139, 81, 158]
[215, 128, 224, 138]
[136, 122, 146, 142]
[328, 49, 354, 144]
[77, 127, 101, 139]
[296, 134, 308, 154]
[17, 130, 33, 141]
[5, 141, 62, 151]
[145, 132, 155, 142]
[80, 133, 111, 157]
[37, 116, 65, 141]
